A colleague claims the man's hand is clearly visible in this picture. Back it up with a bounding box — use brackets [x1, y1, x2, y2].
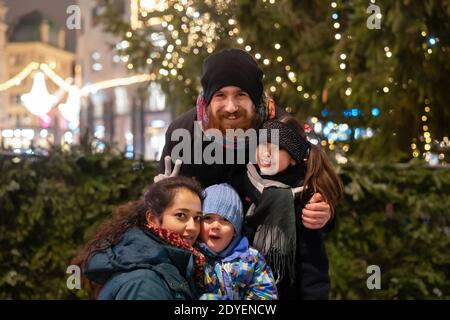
[302, 193, 332, 229]
[153, 156, 182, 183]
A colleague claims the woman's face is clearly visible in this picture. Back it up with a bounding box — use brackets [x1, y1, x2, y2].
[200, 214, 235, 254]
[256, 142, 295, 175]
[147, 188, 202, 245]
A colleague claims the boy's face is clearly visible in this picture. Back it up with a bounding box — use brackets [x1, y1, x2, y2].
[200, 213, 235, 253]
[256, 142, 295, 175]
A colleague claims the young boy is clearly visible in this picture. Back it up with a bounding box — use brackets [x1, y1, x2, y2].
[198, 183, 278, 300]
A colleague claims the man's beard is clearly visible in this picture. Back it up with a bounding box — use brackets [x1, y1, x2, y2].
[206, 106, 259, 135]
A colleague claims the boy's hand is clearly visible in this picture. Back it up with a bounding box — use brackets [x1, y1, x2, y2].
[302, 193, 332, 229]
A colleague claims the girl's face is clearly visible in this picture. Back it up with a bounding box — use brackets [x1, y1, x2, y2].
[147, 188, 202, 245]
[256, 142, 295, 175]
[200, 214, 235, 254]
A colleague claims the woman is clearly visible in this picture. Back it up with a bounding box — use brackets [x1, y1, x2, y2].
[73, 176, 205, 300]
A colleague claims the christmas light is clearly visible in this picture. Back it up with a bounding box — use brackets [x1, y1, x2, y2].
[80, 74, 154, 96]
[21, 72, 58, 117]
[58, 85, 81, 123]
[0, 62, 39, 92]
[40, 63, 72, 91]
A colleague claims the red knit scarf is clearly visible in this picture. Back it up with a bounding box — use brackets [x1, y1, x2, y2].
[144, 223, 205, 285]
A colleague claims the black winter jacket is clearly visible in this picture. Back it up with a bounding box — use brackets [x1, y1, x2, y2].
[159, 107, 287, 188]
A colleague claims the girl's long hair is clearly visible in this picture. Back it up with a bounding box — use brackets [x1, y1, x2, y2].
[72, 176, 204, 297]
[278, 115, 344, 215]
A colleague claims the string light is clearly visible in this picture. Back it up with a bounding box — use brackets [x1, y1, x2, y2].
[81, 74, 154, 96]
[415, 99, 444, 164]
[40, 63, 72, 91]
[0, 62, 40, 92]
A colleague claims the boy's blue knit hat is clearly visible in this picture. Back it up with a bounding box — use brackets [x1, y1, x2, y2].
[203, 183, 244, 234]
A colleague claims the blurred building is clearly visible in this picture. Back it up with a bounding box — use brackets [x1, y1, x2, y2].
[0, 2, 7, 117]
[0, 5, 75, 153]
[77, 0, 171, 160]
[0, 0, 171, 160]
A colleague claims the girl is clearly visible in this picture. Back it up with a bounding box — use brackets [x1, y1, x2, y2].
[72, 176, 205, 300]
[243, 115, 344, 300]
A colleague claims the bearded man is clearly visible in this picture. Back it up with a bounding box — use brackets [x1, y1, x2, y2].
[159, 48, 332, 230]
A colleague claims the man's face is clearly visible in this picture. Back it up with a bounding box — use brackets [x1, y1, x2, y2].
[207, 86, 257, 133]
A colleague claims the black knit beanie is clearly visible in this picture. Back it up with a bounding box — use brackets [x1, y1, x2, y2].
[201, 48, 264, 107]
[261, 120, 311, 165]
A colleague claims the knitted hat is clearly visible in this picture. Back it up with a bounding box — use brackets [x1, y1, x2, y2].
[201, 48, 264, 108]
[202, 183, 244, 234]
[261, 120, 311, 165]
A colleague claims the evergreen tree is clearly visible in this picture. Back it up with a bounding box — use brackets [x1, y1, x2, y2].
[98, 0, 450, 163]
